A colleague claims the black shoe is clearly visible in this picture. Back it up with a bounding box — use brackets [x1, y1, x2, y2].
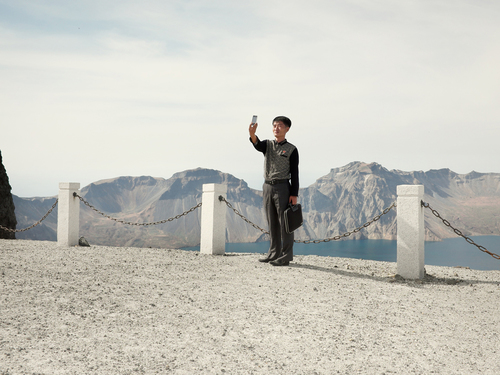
[269, 259, 290, 267]
[258, 256, 278, 263]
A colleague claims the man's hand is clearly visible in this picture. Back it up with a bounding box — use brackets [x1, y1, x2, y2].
[249, 122, 258, 144]
[289, 196, 298, 205]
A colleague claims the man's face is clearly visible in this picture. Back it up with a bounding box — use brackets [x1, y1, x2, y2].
[272, 121, 289, 139]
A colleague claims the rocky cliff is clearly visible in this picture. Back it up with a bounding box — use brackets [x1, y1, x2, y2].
[0, 151, 17, 239]
[299, 162, 500, 242]
[76, 170, 264, 248]
[13, 162, 500, 248]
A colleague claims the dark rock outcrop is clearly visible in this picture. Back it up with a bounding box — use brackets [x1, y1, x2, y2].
[0, 151, 17, 239]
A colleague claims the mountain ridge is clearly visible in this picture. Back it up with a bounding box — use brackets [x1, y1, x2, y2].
[13, 161, 500, 248]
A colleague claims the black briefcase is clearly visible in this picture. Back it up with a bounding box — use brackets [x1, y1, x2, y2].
[284, 203, 303, 234]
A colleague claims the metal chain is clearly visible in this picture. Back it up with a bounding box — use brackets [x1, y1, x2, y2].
[421, 200, 500, 260]
[420, 201, 500, 259]
[295, 202, 397, 244]
[74, 193, 202, 226]
[0, 199, 59, 233]
[219, 196, 397, 244]
[219, 196, 270, 234]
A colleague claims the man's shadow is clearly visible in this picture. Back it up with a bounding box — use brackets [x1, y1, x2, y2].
[289, 262, 498, 286]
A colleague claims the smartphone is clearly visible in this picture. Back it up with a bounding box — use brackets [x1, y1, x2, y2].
[251, 115, 257, 124]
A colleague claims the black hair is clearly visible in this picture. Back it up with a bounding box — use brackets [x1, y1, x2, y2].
[273, 116, 292, 128]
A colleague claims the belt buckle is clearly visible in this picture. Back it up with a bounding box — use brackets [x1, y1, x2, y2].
[268, 179, 286, 185]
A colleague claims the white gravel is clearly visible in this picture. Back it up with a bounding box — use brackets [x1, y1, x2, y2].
[1, 239, 499, 374]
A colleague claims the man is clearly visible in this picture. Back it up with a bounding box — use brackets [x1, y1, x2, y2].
[249, 116, 299, 266]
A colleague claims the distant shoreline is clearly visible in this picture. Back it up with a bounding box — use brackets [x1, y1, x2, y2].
[182, 235, 500, 271]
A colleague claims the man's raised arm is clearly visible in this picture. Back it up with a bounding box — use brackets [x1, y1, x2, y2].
[249, 122, 258, 145]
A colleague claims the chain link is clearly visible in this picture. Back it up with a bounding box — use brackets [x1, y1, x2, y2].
[421, 200, 500, 260]
[219, 196, 397, 244]
[74, 193, 201, 226]
[295, 202, 397, 244]
[0, 199, 59, 233]
[219, 196, 270, 234]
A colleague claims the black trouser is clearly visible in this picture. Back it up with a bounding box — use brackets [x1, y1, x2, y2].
[263, 181, 294, 262]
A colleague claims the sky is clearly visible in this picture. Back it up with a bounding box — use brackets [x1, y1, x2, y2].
[1, 0, 499, 197]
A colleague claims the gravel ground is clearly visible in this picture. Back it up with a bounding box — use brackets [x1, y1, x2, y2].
[1, 239, 499, 374]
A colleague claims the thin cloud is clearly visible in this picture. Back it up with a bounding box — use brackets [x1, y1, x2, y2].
[1, 0, 499, 196]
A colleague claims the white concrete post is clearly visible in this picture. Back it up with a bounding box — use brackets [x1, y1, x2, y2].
[200, 183, 227, 255]
[57, 182, 80, 247]
[397, 185, 425, 279]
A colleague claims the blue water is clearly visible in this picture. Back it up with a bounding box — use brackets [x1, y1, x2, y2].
[183, 236, 500, 271]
